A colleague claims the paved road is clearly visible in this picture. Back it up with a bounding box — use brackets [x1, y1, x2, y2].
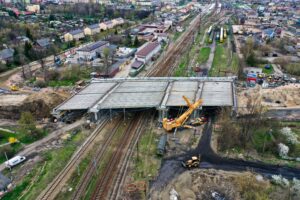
[0, 119, 84, 171]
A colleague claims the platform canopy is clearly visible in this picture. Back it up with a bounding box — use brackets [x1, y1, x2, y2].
[54, 77, 237, 114]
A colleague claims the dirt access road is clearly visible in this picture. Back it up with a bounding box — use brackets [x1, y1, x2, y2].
[151, 119, 300, 192]
[0, 119, 84, 171]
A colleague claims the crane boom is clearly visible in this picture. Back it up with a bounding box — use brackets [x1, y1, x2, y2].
[163, 96, 203, 131]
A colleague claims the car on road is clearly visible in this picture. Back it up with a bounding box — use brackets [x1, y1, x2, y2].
[5, 155, 26, 168]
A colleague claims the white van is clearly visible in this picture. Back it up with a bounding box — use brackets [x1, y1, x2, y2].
[5, 156, 26, 168]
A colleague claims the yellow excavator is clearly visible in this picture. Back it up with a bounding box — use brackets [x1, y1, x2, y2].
[162, 96, 203, 132]
[10, 84, 19, 91]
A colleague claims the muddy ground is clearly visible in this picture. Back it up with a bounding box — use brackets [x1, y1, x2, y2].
[151, 169, 299, 200]
[0, 92, 68, 119]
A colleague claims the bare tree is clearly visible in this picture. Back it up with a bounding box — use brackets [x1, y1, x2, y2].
[103, 47, 110, 76]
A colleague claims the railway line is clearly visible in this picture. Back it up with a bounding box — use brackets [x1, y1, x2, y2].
[90, 113, 149, 200]
[37, 117, 110, 200]
[71, 116, 124, 200]
[38, 2, 218, 200]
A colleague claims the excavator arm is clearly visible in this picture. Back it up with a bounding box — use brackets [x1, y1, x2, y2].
[163, 96, 203, 131]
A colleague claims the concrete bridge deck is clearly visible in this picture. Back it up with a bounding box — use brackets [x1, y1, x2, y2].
[53, 77, 237, 120]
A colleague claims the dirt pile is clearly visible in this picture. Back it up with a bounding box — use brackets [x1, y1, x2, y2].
[151, 169, 276, 200]
[0, 92, 68, 120]
[237, 84, 300, 114]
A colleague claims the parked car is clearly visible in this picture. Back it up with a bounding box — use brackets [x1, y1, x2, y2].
[5, 156, 26, 168]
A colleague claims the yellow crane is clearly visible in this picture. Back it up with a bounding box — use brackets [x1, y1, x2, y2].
[162, 96, 203, 131]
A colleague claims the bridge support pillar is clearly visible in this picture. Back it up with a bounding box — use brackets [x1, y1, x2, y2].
[192, 107, 202, 119]
[94, 112, 98, 121]
[158, 108, 169, 122]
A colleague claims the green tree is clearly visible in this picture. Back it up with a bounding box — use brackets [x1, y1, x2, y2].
[18, 112, 43, 142]
[133, 36, 139, 47]
[26, 28, 33, 40]
[18, 112, 36, 132]
[246, 52, 257, 66]
[125, 33, 132, 46]
[49, 14, 56, 21]
[13, 48, 20, 65]
[24, 41, 32, 59]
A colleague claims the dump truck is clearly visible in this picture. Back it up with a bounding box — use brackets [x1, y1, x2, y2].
[182, 155, 201, 168]
[163, 96, 203, 132]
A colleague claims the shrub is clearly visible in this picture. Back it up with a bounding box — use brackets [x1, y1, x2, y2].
[34, 80, 47, 88]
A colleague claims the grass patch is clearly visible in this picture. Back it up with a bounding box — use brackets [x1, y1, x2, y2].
[197, 47, 211, 64]
[282, 63, 300, 76]
[259, 64, 274, 75]
[2, 131, 86, 200]
[0, 129, 16, 144]
[132, 130, 161, 181]
[230, 53, 239, 74]
[174, 53, 189, 77]
[209, 44, 229, 76]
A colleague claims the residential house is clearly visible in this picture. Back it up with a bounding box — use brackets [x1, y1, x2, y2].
[100, 21, 114, 31]
[76, 40, 109, 61]
[64, 29, 85, 42]
[84, 24, 101, 36]
[36, 38, 50, 48]
[135, 42, 161, 64]
[0, 48, 14, 64]
[26, 4, 40, 13]
[112, 18, 125, 27]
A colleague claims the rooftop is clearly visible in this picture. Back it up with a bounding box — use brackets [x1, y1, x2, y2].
[77, 40, 109, 52]
[136, 42, 160, 57]
[69, 29, 84, 35]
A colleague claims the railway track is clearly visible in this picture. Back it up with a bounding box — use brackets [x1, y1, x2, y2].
[90, 113, 147, 200]
[37, 117, 109, 200]
[146, 14, 202, 77]
[39, 3, 217, 200]
[71, 116, 123, 200]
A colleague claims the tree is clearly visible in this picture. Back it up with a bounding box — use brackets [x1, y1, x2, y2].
[125, 33, 132, 46]
[246, 52, 256, 66]
[24, 41, 32, 59]
[114, 29, 118, 35]
[18, 112, 36, 134]
[26, 28, 33, 40]
[103, 47, 110, 75]
[18, 112, 44, 141]
[49, 14, 56, 21]
[133, 36, 139, 47]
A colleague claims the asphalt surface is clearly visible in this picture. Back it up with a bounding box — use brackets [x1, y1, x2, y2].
[151, 119, 300, 192]
[0, 119, 84, 171]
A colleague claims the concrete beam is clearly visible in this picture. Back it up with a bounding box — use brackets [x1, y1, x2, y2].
[159, 81, 174, 110]
[89, 82, 121, 113]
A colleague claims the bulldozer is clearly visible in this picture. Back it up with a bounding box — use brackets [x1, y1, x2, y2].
[162, 96, 203, 131]
[182, 155, 201, 168]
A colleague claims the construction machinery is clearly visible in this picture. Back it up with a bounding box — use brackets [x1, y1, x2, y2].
[10, 84, 19, 91]
[189, 117, 207, 126]
[163, 96, 203, 132]
[182, 155, 201, 168]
